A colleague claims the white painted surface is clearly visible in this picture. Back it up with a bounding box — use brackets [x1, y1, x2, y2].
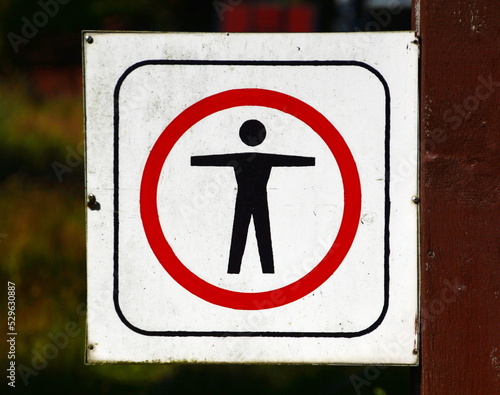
[85, 32, 418, 364]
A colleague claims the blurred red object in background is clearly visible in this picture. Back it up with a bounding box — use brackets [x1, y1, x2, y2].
[220, 2, 317, 32]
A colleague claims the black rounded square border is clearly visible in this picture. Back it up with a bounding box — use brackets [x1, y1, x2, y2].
[112, 60, 391, 338]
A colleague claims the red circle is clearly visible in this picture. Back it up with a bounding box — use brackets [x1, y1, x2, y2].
[140, 89, 361, 310]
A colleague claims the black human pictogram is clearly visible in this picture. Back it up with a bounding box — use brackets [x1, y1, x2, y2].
[191, 119, 315, 274]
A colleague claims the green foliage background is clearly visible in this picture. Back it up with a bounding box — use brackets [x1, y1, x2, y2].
[0, 1, 412, 393]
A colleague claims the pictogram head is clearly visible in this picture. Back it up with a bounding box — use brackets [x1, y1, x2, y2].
[239, 119, 266, 146]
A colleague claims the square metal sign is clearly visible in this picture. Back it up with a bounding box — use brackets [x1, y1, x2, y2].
[84, 32, 419, 364]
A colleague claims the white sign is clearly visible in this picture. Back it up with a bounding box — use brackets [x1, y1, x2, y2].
[84, 32, 419, 364]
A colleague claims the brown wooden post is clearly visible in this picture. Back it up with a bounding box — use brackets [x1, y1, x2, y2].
[413, 0, 500, 393]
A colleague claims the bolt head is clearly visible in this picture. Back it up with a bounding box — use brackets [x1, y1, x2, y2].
[87, 194, 96, 207]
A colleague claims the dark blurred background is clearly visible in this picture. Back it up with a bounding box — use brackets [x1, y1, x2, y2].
[0, 0, 412, 393]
